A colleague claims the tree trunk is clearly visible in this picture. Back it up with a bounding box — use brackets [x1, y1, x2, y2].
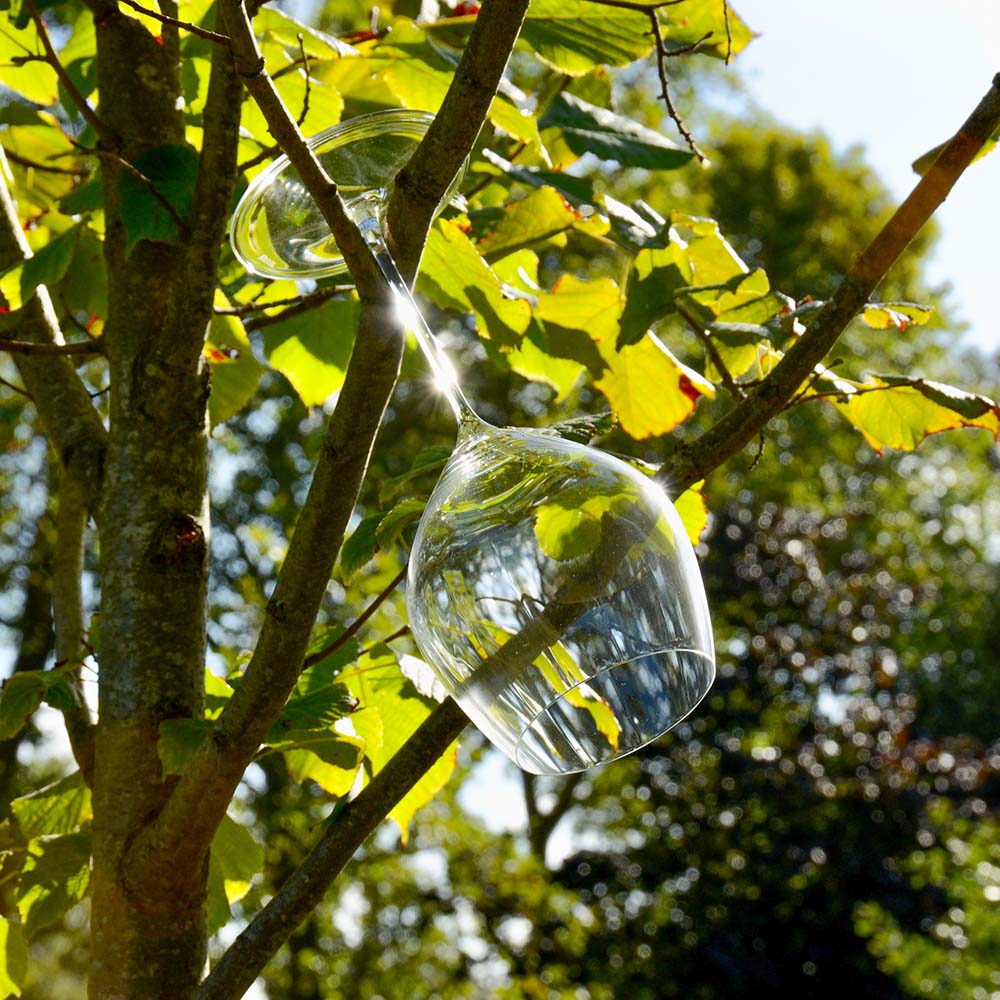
[88, 9, 213, 997]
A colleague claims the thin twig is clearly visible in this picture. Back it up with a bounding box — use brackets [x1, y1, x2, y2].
[237, 143, 279, 172]
[25, 0, 119, 150]
[216, 286, 348, 318]
[722, 0, 733, 64]
[0, 336, 102, 356]
[1, 146, 83, 176]
[357, 624, 410, 656]
[118, 0, 230, 44]
[244, 287, 351, 328]
[661, 31, 712, 58]
[583, 0, 686, 11]
[303, 565, 407, 668]
[0, 374, 32, 399]
[673, 299, 745, 399]
[295, 34, 311, 128]
[648, 13, 708, 162]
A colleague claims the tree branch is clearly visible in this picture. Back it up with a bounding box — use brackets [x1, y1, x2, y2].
[0, 169, 107, 518]
[25, 0, 119, 150]
[117, 0, 229, 44]
[0, 336, 101, 356]
[52, 472, 96, 784]
[217, 0, 382, 299]
[140, 0, 538, 887]
[387, 0, 532, 281]
[657, 72, 1000, 497]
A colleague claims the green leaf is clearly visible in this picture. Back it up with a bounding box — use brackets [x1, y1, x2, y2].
[476, 185, 606, 263]
[659, 0, 756, 60]
[674, 483, 708, 546]
[0, 673, 46, 741]
[377, 22, 540, 145]
[860, 302, 935, 330]
[60, 225, 107, 321]
[521, 0, 653, 75]
[0, 33, 58, 106]
[300, 632, 361, 691]
[339, 513, 384, 580]
[672, 212, 750, 285]
[503, 319, 587, 402]
[16, 832, 91, 939]
[540, 92, 695, 170]
[535, 273, 620, 375]
[117, 144, 199, 253]
[595, 332, 715, 439]
[344, 647, 456, 843]
[618, 239, 692, 348]
[263, 298, 357, 407]
[375, 497, 426, 550]
[913, 123, 999, 176]
[207, 310, 264, 425]
[11, 772, 91, 838]
[0, 224, 81, 311]
[544, 411, 616, 444]
[206, 814, 264, 935]
[534, 492, 615, 561]
[0, 916, 28, 997]
[268, 684, 357, 738]
[158, 718, 214, 776]
[834, 377, 1000, 453]
[418, 218, 531, 348]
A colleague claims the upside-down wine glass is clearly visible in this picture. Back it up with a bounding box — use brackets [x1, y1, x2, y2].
[231, 109, 715, 774]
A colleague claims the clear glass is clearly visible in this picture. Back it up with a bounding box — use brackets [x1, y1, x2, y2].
[230, 109, 716, 774]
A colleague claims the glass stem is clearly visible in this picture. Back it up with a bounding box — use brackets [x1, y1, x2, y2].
[348, 195, 479, 428]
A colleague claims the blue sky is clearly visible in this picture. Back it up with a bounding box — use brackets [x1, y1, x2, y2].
[728, 0, 1000, 353]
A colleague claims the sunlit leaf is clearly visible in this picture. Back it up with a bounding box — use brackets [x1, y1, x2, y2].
[206, 814, 264, 934]
[672, 212, 749, 285]
[375, 497, 426, 549]
[0, 673, 46, 741]
[673, 482, 708, 546]
[0, 916, 28, 997]
[11, 772, 91, 839]
[268, 684, 357, 737]
[860, 302, 935, 330]
[339, 513, 384, 581]
[419, 218, 531, 348]
[660, 0, 756, 60]
[263, 298, 357, 406]
[504, 320, 587, 402]
[534, 492, 614, 561]
[206, 308, 265, 425]
[16, 832, 91, 939]
[595, 332, 715, 439]
[520, 0, 653, 75]
[834, 377, 1000, 453]
[618, 239, 692, 348]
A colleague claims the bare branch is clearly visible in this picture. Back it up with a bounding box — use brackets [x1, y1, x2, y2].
[1, 146, 83, 176]
[52, 472, 95, 784]
[25, 0, 119, 150]
[117, 0, 230, 44]
[303, 565, 407, 669]
[0, 336, 102, 356]
[647, 14, 708, 162]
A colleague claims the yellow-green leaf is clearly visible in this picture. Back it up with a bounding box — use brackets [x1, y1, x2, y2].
[0, 916, 28, 997]
[263, 299, 357, 406]
[860, 302, 935, 330]
[419, 218, 532, 348]
[206, 309, 264, 425]
[521, 0, 653, 75]
[595, 332, 715, 439]
[835, 377, 1000, 453]
[11, 772, 91, 839]
[206, 814, 264, 934]
[674, 483, 708, 546]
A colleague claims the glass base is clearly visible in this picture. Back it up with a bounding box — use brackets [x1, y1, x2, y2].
[513, 649, 715, 775]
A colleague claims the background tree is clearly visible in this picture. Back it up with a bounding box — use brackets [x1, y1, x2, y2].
[0, 1, 998, 998]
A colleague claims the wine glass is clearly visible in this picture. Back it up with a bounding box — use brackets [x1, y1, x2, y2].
[231, 109, 715, 774]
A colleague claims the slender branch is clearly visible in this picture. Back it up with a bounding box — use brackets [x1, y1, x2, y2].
[217, 0, 382, 298]
[0, 168, 107, 517]
[648, 14, 707, 162]
[357, 623, 410, 656]
[295, 34, 310, 128]
[657, 73, 1000, 496]
[722, 0, 733, 64]
[117, 0, 230, 44]
[387, 0, 532, 281]
[218, 286, 348, 320]
[674, 300, 744, 399]
[583, 0, 686, 10]
[1, 147, 83, 175]
[0, 336, 102, 356]
[0, 374, 32, 399]
[52, 472, 95, 785]
[25, 0, 119, 150]
[303, 565, 407, 669]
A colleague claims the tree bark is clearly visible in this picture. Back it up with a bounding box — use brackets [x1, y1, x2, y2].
[86, 6, 229, 996]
